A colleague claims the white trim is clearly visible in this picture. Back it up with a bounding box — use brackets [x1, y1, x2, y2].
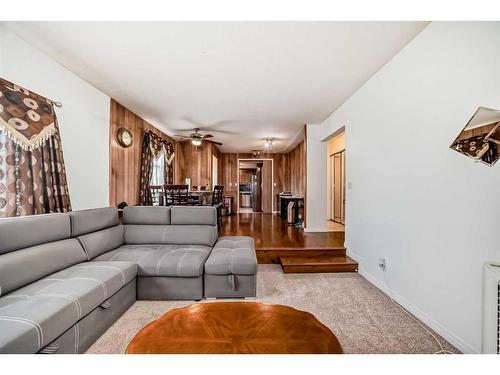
[304, 226, 330, 232]
[347, 249, 478, 354]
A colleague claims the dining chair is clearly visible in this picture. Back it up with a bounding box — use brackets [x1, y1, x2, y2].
[212, 185, 224, 228]
[164, 184, 189, 206]
[148, 185, 165, 206]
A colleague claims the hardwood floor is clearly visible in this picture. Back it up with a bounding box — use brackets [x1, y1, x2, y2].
[221, 213, 344, 249]
[220, 213, 357, 273]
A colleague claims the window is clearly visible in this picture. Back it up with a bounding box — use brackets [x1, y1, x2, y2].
[212, 154, 218, 189]
[150, 151, 165, 186]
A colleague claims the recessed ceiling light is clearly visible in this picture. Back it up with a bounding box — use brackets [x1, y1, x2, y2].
[264, 138, 275, 149]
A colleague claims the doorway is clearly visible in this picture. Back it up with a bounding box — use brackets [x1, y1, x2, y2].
[330, 150, 345, 224]
[237, 159, 273, 213]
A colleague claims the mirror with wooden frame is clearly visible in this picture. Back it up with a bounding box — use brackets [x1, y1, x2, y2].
[450, 106, 500, 166]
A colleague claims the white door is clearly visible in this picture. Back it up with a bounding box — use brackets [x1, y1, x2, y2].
[330, 151, 345, 224]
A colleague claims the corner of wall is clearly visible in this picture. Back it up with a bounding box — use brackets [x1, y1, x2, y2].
[305, 124, 328, 231]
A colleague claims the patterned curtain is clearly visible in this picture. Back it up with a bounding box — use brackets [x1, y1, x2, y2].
[139, 131, 174, 205]
[0, 77, 71, 217]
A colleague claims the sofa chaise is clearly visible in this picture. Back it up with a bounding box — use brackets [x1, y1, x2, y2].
[0, 205, 257, 354]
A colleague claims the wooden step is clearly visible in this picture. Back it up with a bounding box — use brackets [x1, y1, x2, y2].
[257, 247, 346, 264]
[280, 255, 358, 274]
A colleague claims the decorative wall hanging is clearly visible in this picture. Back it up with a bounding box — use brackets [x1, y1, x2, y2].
[0, 77, 71, 217]
[450, 107, 500, 166]
[139, 131, 175, 205]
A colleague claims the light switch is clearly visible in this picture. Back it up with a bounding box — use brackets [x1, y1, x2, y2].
[348, 182, 352, 189]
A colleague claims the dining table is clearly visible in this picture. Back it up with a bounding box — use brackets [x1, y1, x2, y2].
[188, 190, 213, 205]
[157, 190, 213, 206]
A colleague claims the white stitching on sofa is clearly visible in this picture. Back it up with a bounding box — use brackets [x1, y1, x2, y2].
[38, 294, 82, 319]
[1, 294, 29, 299]
[155, 251, 176, 275]
[74, 323, 80, 354]
[109, 249, 126, 260]
[1, 293, 82, 319]
[73, 265, 126, 284]
[176, 253, 189, 276]
[69, 278, 108, 299]
[0, 316, 43, 349]
[136, 250, 157, 263]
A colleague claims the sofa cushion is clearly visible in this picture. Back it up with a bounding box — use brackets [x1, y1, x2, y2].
[93, 244, 212, 277]
[204, 236, 257, 275]
[123, 206, 170, 225]
[0, 239, 87, 297]
[69, 207, 119, 237]
[0, 261, 136, 353]
[77, 225, 124, 260]
[170, 206, 217, 226]
[0, 213, 70, 255]
[124, 225, 218, 247]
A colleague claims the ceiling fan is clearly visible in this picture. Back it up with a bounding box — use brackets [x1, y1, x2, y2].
[173, 128, 223, 146]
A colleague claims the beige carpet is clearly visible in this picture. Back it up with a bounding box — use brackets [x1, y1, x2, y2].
[86, 265, 459, 354]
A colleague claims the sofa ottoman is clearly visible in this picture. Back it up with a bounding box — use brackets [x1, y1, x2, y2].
[204, 236, 257, 298]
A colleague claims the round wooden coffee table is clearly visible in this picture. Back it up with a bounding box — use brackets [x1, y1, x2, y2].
[126, 302, 343, 354]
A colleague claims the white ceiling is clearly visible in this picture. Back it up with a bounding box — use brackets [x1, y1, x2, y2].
[7, 22, 427, 152]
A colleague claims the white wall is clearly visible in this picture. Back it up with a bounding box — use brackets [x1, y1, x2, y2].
[0, 25, 110, 210]
[305, 124, 327, 231]
[309, 22, 500, 353]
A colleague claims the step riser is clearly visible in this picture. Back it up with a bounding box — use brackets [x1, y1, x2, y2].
[257, 249, 346, 264]
[282, 265, 358, 274]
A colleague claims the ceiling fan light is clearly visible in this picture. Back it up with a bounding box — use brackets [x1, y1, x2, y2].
[191, 139, 202, 146]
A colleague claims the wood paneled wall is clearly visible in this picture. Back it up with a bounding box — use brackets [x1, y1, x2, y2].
[288, 140, 306, 197]
[175, 140, 221, 188]
[109, 99, 177, 207]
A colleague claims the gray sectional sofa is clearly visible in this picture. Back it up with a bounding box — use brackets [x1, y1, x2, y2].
[0, 205, 257, 354]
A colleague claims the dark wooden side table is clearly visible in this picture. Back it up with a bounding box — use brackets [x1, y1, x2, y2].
[126, 302, 343, 354]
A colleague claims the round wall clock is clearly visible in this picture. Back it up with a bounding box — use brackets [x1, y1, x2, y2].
[116, 127, 133, 148]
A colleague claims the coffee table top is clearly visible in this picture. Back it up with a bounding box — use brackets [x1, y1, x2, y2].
[126, 302, 343, 354]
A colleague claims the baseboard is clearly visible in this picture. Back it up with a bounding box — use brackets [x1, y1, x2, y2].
[347, 249, 478, 354]
[304, 226, 329, 232]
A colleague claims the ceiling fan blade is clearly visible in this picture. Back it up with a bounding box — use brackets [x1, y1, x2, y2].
[202, 134, 214, 139]
[174, 135, 193, 139]
[206, 140, 223, 146]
